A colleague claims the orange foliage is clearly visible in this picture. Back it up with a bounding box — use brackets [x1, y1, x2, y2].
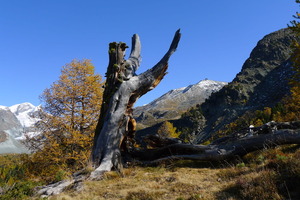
[24, 59, 104, 182]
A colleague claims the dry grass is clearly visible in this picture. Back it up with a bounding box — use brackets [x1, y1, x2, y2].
[217, 145, 300, 200]
[49, 165, 232, 200]
[41, 145, 300, 200]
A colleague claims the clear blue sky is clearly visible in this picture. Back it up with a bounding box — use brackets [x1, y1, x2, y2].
[0, 0, 298, 107]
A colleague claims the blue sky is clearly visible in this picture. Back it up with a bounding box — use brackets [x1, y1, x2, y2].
[0, 0, 298, 107]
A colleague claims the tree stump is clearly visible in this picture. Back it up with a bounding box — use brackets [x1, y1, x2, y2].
[90, 30, 181, 179]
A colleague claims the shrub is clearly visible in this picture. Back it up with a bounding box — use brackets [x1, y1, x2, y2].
[221, 170, 282, 200]
[0, 154, 41, 200]
[0, 181, 38, 200]
[125, 190, 164, 200]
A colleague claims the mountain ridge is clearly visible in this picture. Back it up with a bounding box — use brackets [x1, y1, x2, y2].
[133, 79, 227, 128]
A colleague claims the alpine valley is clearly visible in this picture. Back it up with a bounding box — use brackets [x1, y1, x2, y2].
[0, 28, 298, 153]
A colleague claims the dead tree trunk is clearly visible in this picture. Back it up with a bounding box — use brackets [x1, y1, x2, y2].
[90, 30, 181, 179]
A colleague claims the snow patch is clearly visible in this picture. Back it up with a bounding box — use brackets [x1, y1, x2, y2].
[15, 131, 41, 140]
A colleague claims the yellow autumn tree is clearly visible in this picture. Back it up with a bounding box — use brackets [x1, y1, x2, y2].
[25, 59, 104, 181]
[286, 32, 300, 121]
[157, 121, 180, 138]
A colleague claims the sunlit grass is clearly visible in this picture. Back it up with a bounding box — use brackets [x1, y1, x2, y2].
[1, 145, 299, 200]
[49, 145, 300, 200]
[49, 165, 227, 200]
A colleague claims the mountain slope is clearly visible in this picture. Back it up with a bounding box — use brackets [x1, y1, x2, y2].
[0, 133, 29, 154]
[0, 102, 40, 153]
[180, 28, 298, 142]
[0, 106, 23, 138]
[133, 80, 227, 128]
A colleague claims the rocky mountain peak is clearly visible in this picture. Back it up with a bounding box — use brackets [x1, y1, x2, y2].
[9, 102, 41, 127]
[133, 79, 227, 128]
[10, 102, 37, 115]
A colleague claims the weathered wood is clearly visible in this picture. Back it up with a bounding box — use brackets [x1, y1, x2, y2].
[35, 171, 87, 197]
[90, 30, 181, 179]
[92, 35, 141, 155]
[131, 121, 300, 164]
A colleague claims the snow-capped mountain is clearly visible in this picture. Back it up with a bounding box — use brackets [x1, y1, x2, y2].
[10, 103, 41, 128]
[133, 79, 227, 127]
[137, 79, 227, 112]
[0, 102, 41, 154]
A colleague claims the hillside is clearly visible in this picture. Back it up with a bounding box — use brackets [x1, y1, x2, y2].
[176, 28, 298, 142]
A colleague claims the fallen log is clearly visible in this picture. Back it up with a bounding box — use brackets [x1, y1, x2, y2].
[131, 121, 300, 164]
